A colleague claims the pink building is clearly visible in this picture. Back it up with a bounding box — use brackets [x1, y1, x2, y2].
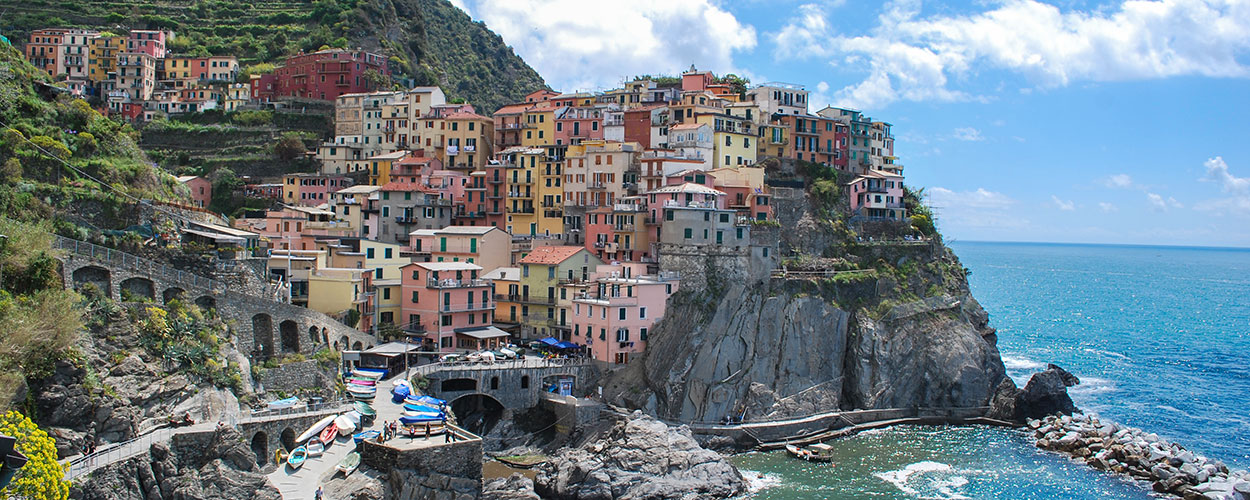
[570, 266, 680, 364]
[400, 262, 497, 351]
[176, 175, 212, 208]
[553, 107, 605, 146]
[846, 169, 905, 220]
[272, 49, 390, 101]
[126, 30, 168, 58]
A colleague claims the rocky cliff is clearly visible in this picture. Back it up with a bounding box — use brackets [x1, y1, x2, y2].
[603, 161, 1007, 425]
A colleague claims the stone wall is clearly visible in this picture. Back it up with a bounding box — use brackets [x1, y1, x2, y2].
[360, 434, 483, 500]
[657, 241, 777, 294]
[423, 363, 596, 410]
[258, 359, 337, 394]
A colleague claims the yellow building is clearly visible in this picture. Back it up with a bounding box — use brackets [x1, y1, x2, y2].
[88, 34, 125, 84]
[443, 111, 494, 170]
[520, 106, 555, 148]
[307, 267, 368, 318]
[501, 147, 543, 236]
[516, 246, 604, 340]
[483, 267, 522, 326]
[696, 112, 757, 168]
[536, 146, 566, 237]
[367, 151, 408, 185]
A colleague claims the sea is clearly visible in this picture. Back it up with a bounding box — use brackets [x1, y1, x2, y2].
[734, 241, 1250, 499]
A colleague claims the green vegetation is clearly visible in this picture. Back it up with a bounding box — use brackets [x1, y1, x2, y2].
[4, 0, 546, 112]
[904, 186, 938, 237]
[134, 300, 243, 392]
[0, 411, 70, 500]
[0, 218, 84, 409]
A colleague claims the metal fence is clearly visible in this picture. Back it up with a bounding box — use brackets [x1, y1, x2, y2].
[241, 399, 354, 420]
[62, 427, 175, 481]
[55, 235, 224, 293]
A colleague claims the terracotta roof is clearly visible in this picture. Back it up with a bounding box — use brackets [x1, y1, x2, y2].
[669, 123, 705, 130]
[446, 111, 489, 120]
[379, 181, 437, 193]
[493, 103, 531, 115]
[518, 245, 586, 265]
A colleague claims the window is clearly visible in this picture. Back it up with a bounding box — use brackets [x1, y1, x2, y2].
[548, 267, 555, 279]
[383, 287, 391, 300]
[684, 228, 693, 239]
[441, 315, 452, 326]
[666, 210, 674, 221]
[600, 328, 606, 340]
[367, 248, 375, 258]
[522, 265, 529, 277]
[619, 308, 626, 320]
[384, 248, 392, 259]
[639, 307, 647, 319]
[412, 291, 419, 303]
[640, 328, 648, 341]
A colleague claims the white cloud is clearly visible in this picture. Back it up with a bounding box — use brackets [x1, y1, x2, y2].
[952, 127, 984, 141]
[774, 0, 1250, 109]
[1146, 192, 1184, 211]
[926, 187, 1025, 229]
[1099, 202, 1118, 212]
[453, 0, 758, 92]
[1051, 195, 1076, 211]
[1194, 156, 1250, 214]
[1103, 173, 1137, 189]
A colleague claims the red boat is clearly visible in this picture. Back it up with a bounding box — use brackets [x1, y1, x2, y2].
[319, 423, 338, 446]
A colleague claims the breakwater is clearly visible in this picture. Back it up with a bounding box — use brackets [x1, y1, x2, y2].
[1030, 413, 1250, 499]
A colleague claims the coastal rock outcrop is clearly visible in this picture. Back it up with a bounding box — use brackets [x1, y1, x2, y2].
[70, 427, 279, 500]
[988, 363, 1080, 422]
[1029, 413, 1250, 500]
[483, 474, 542, 500]
[534, 413, 745, 499]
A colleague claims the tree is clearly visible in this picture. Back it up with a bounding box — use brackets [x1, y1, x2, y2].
[0, 411, 69, 500]
[0, 159, 20, 183]
[273, 133, 306, 161]
[362, 69, 390, 92]
[716, 74, 751, 97]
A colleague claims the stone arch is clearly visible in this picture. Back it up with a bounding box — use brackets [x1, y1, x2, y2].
[252, 313, 274, 360]
[194, 295, 216, 312]
[162, 287, 185, 304]
[340, 336, 350, 351]
[279, 320, 299, 354]
[250, 432, 268, 466]
[120, 277, 155, 301]
[71, 265, 111, 297]
[322, 330, 328, 344]
[352, 341, 363, 351]
[308, 326, 319, 346]
[441, 378, 477, 392]
[449, 393, 505, 436]
[490, 376, 499, 390]
[279, 427, 297, 451]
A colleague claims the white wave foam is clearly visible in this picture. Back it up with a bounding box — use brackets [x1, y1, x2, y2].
[1082, 348, 1130, 361]
[874, 461, 970, 499]
[738, 470, 782, 493]
[1068, 376, 1117, 396]
[1002, 355, 1045, 371]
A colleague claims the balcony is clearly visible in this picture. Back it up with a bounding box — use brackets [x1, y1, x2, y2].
[394, 216, 421, 224]
[447, 146, 459, 156]
[487, 177, 504, 185]
[502, 123, 523, 129]
[612, 224, 636, 232]
[404, 324, 428, 335]
[508, 206, 536, 214]
[487, 208, 504, 215]
[457, 211, 485, 219]
[544, 209, 563, 218]
[644, 216, 660, 225]
[520, 295, 556, 305]
[427, 277, 492, 288]
[439, 301, 495, 313]
[573, 293, 638, 306]
[511, 177, 534, 186]
[494, 293, 522, 302]
[587, 182, 606, 190]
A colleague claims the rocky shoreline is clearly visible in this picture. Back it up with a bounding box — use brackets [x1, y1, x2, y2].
[1030, 413, 1250, 500]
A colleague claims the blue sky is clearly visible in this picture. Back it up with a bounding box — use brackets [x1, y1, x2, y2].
[449, 0, 1250, 248]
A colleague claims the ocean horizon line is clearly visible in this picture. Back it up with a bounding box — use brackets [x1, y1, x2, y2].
[949, 239, 1250, 252]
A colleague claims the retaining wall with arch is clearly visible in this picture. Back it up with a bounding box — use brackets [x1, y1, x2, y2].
[423, 362, 596, 410]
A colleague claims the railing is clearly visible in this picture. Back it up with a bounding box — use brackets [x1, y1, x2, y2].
[520, 295, 556, 305]
[63, 427, 175, 481]
[439, 301, 495, 313]
[55, 235, 225, 294]
[587, 182, 606, 189]
[427, 278, 491, 289]
[494, 293, 521, 302]
[241, 398, 354, 420]
[508, 207, 536, 214]
[770, 268, 876, 279]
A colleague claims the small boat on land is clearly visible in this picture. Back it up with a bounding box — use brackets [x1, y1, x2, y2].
[334, 414, 357, 436]
[353, 402, 377, 417]
[306, 438, 324, 457]
[347, 379, 376, 387]
[266, 397, 300, 410]
[296, 415, 337, 443]
[402, 403, 443, 414]
[274, 449, 288, 465]
[347, 385, 376, 400]
[399, 414, 443, 425]
[286, 446, 308, 469]
[785, 443, 835, 463]
[353, 430, 380, 444]
[319, 423, 338, 445]
[351, 368, 384, 380]
[408, 395, 446, 407]
[336, 452, 361, 476]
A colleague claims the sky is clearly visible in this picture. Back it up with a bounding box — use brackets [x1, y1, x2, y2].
[448, 0, 1250, 248]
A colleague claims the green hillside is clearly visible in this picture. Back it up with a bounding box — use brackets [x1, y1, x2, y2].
[0, 0, 547, 112]
[0, 40, 184, 225]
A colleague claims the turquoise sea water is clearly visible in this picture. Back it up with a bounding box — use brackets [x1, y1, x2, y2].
[735, 241, 1250, 499]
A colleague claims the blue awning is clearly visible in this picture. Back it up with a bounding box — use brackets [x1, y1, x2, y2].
[537, 337, 561, 346]
[555, 341, 580, 350]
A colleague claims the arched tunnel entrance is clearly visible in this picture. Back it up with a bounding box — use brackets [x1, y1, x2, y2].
[450, 394, 505, 436]
[250, 432, 267, 466]
[279, 427, 296, 451]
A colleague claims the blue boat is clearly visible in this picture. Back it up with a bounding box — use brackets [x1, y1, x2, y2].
[286, 446, 308, 469]
[400, 415, 444, 425]
[410, 395, 446, 407]
[353, 430, 380, 444]
[402, 403, 443, 414]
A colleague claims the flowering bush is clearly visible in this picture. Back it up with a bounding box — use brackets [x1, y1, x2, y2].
[0, 411, 69, 500]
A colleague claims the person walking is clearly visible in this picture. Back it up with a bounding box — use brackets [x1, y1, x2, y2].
[314, 485, 323, 500]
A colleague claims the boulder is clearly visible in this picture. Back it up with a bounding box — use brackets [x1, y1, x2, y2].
[483, 474, 541, 500]
[535, 414, 745, 499]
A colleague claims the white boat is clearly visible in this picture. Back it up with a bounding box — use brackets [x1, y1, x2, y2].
[499, 348, 517, 359]
[346, 385, 377, 395]
[295, 415, 337, 444]
[392, 379, 411, 389]
[306, 438, 324, 457]
[334, 414, 357, 436]
[351, 369, 384, 380]
[341, 410, 362, 425]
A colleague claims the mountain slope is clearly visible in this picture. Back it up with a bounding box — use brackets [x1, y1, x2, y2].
[0, 0, 546, 112]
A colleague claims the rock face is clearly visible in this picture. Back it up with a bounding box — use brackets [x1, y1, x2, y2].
[534, 413, 745, 499]
[483, 474, 542, 500]
[989, 363, 1080, 422]
[607, 278, 1005, 423]
[71, 427, 279, 500]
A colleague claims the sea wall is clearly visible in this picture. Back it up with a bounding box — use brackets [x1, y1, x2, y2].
[359, 431, 483, 500]
[258, 359, 337, 394]
[1030, 413, 1250, 499]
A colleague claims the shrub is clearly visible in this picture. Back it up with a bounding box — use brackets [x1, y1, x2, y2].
[0, 411, 70, 500]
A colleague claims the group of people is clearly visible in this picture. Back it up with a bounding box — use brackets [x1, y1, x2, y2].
[381, 420, 400, 441]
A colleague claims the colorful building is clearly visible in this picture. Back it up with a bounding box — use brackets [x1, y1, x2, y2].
[408, 226, 510, 271]
[282, 173, 352, 206]
[516, 246, 604, 340]
[176, 175, 212, 209]
[271, 49, 389, 101]
[571, 267, 679, 364]
[400, 262, 495, 351]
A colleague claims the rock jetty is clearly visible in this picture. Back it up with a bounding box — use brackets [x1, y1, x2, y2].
[1030, 413, 1250, 500]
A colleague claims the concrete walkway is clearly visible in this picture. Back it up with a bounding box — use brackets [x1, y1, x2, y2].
[62, 422, 216, 481]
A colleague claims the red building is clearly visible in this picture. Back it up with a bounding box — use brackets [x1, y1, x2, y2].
[271, 49, 390, 101]
[126, 30, 168, 58]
